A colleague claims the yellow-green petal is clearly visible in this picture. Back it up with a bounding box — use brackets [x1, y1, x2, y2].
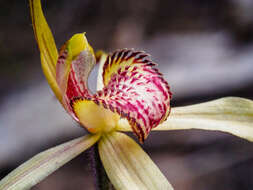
[98, 132, 174, 190]
[29, 0, 61, 101]
[0, 134, 100, 190]
[154, 97, 253, 141]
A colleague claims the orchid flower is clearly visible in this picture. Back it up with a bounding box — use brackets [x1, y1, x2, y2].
[1, 0, 253, 189]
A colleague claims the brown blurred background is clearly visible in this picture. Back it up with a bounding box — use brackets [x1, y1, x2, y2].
[1, 0, 253, 189]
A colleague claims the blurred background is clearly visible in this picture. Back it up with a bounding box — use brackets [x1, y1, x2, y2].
[1, 0, 253, 189]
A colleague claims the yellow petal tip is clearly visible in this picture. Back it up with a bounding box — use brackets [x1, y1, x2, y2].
[67, 33, 94, 58]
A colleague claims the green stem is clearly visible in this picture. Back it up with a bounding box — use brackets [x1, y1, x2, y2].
[90, 144, 114, 190]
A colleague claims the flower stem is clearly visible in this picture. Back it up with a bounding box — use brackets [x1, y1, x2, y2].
[89, 144, 114, 190]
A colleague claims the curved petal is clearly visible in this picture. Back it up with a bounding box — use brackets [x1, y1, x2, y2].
[29, 0, 61, 101]
[98, 132, 174, 190]
[0, 134, 100, 190]
[56, 33, 96, 118]
[152, 97, 253, 142]
[72, 49, 172, 142]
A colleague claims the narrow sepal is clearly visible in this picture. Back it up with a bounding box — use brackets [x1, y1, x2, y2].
[29, 0, 61, 101]
[153, 97, 253, 142]
[98, 132, 174, 190]
[0, 134, 100, 190]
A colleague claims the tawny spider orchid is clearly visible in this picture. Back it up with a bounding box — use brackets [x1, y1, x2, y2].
[1, 0, 253, 189]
